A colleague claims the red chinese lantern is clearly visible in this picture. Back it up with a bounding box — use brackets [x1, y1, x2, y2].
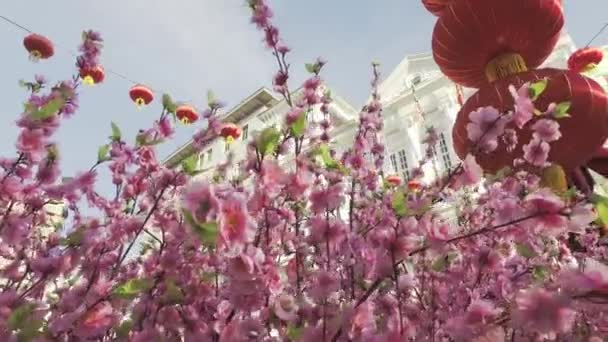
[129, 85, 154, 108]
[23, 33, 54, 61]
[452, 68, 608, 173]
[79, 65, 105, 86]
[407, 180, 423, 192]
[386, 175, 402, 186]
[432, 0, 564, 88]
[421, 0, 453, 16]
[175, 105, 199, 125]
[568, 47, 604, 73]
[220, 123, 242, 145]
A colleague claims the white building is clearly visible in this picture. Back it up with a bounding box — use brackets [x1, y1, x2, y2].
[164, 31, 608, 185]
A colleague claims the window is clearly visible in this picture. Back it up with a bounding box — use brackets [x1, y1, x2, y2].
[207, 149, 213, 163]
[397, 150, 410, 180]
[409, 73, 422, 87]
[389, 154, 398, 173]
[439, 133, 452, 169]
[242, 125, 249, 140]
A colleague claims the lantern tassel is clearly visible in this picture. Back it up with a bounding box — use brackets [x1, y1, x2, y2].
[135, 98, 145, 110]
[83, 75, 95, 86]
[29, 50, 41, 62]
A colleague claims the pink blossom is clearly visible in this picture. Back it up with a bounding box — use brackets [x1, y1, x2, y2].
[502, 128, 518, 152]
[309, 270, 340, 301]
[273, 294, 299, 321]
[574, 259, 608, 293]
[466, 106, 508, 153]
[75, 301, 115, 338]
[181, 181, 219, 223]
[512, 288, 575, 338]
[309, 183, 343, 213]
[531, 119, 561, 142]
[509, 83, 535, 129]
[308, 215, 347, 247]
[464, 300, 500, 324]
[524, 189, 567, 234]
[219, 194, 255, 248]
[156, 116, 174, 138]
[522, 136, 550, 167]
[456, 154, 483, 187]
[16, 128, 45, 158]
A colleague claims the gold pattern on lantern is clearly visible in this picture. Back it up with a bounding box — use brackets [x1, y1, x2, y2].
[485, 53, 528, 82]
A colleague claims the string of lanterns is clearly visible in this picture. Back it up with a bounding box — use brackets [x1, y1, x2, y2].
[7, 15, 210, 127]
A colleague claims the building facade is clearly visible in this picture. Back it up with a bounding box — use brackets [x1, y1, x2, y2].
[164, 31, 608, 185]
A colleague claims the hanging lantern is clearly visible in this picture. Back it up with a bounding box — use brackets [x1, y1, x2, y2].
[432, 0, 564, 88]
[220, 123, 242, 145]
[568, 47, 604, 74]
[407, 180, 423, 192]
[79, 65, 105, 86]
[452, 68, 608, 174]
[23, 33, 54, 61]
[421, 0, 453, 16]
[129, 85, 154, 108]
[175, 105, 199, 125]
[386, 175, 402, 187]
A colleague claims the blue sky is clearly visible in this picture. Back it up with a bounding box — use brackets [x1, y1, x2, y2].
[1, 1, 607, 188]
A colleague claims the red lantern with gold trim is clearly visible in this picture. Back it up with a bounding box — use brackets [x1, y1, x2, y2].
[23, 33, 54, 61]
[407, 180, 423, 192]
[79, 65, 105, 86]
[432, 0, 564, 88]
[386, 175, 402, 187]
[129, 85, 154, 108]
[568, 47, 604, 74]
[220, 123, 242, 145]
[176, 105, 199, 125]
[452, 68, 608, 173]
[421, 0, 453, 16]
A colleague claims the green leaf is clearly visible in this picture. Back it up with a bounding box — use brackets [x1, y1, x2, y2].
[591, 193, 608, 225]
[183, 210, 218, 247]
[317, 144, 337, 168]
[431, 254, 457, 272]
[207, 90, 216, 106]
[163, 279, 184, 305]
[110, 122, 122, 142]
[162, 94, 177, 114]
[60, 228, 84, 247]
[18, 79, 27, 88]
[31, 98, 64, 120]
[97, 144, 110, 163]
[290, 111, 307, 138]
[553, 101, 571, 119]
[287, 325, 304, 340]
[532, 265, 548, 282]
[528, 79, 548, 101]
[112, 278, 153, 300]
[305, 63, 316, 74]
[515, 243, 537, 259]
[181, 154, 198, 176]
[391, 190, 408, 217]
[8, 303, 36, 330]
[116, 320, 133, 338]
[257, 126, 281, 156]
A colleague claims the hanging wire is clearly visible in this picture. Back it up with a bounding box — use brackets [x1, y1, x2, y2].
[0, 13, 195, 106]
[585, 22, 608, 48]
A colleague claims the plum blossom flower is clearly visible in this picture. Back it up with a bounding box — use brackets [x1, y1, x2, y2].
[455, 154, 483, 187]
[466, 106, 508, 153]
[309, 183, 343, 213]
[524, 189, 567, 234]
[531, 119, 561, 142]
[512, 288, 575, 338]
[509, 83, 535, 129]
[502, 128, 518, 152]
[219, 194, 255, 248]
[181, 181, 219, 223]
[522, 136, 550, 167]
[274, 294, 299, 321]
